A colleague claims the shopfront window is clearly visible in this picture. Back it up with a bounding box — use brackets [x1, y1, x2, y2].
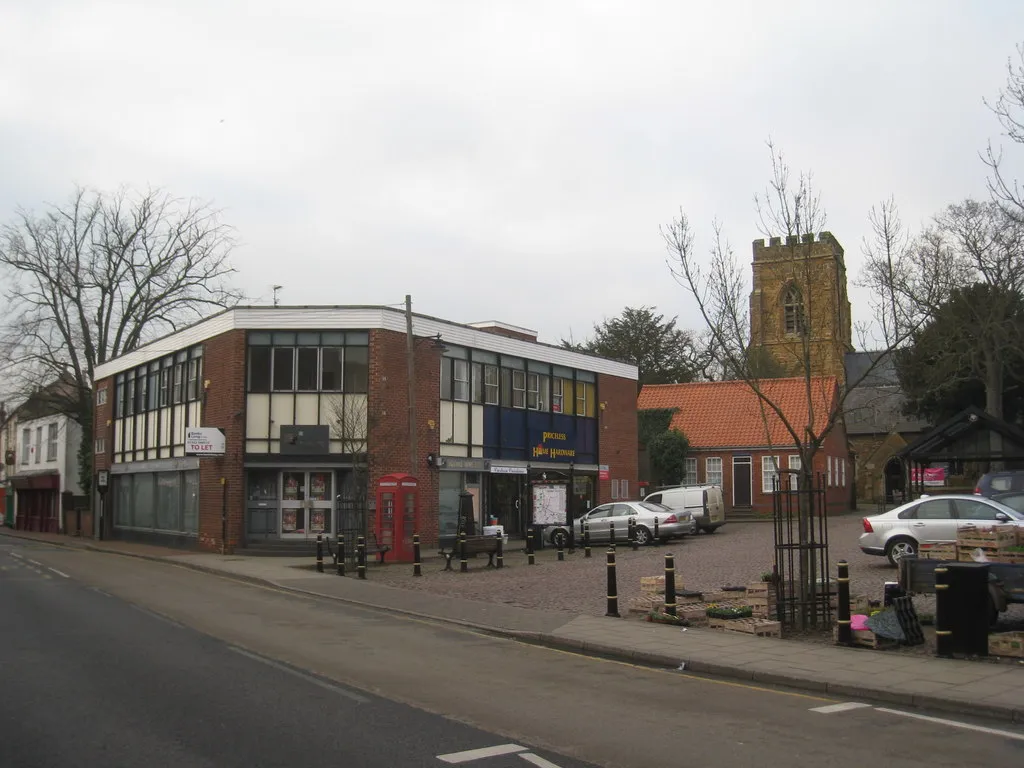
[132, 473, 155, 528]
[438, 472, 462, 539]
[156, 472, 181, 531]
[115, 475, 133, 526]
[183, 471, 199, 533]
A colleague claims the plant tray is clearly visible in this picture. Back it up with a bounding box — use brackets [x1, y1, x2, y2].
[833, 625, 896, 649]
[989, 631, 1024, 658]
[709, 618, 782, 638]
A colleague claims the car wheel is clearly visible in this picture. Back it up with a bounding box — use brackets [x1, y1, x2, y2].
[885, 537, 917, 567]
[550, 528, 569, 549]
[634, 525, 652, 546]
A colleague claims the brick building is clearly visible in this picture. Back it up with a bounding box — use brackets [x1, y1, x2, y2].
[638, 377, 850, 518]
[91, 307, 638, 553]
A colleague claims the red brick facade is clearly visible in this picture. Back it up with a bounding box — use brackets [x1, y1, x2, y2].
[597, 373, 639, 504]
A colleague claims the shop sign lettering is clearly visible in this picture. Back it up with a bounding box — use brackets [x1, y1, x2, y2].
[531, 430, 576, 460]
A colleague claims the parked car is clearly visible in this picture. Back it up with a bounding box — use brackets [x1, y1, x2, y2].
[545, 500, 696, 548]
[643, 485, 726, 534]
[974, 470, 1024, 497]
[859, 494, 1024, 566]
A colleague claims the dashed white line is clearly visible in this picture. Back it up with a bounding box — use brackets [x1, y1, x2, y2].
[47, 567, 70, 578]
[227, 646, 369, 703]
[519, 753, 564, 768]
[811, 702, 872, 714]
[874, 707, 1024, 742]
[437, 744, 528, 763]
[27, 558, 43, 567]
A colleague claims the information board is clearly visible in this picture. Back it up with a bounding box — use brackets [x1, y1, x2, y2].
[532, 484, 567, 525]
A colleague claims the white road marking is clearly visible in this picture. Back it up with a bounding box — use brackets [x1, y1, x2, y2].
[89, 587, 112, 597]
[128, 603, 186, 629]
[9, 552, 23, 559]
[47, 567, 70, 578]
[519, 753, 564, 768]
[874, 707, 1024, 742]
[27, 558, 42, 567]
[811, 702, 873, 714]
[227, 646, 369, 703]
[437, 744, 528, 763]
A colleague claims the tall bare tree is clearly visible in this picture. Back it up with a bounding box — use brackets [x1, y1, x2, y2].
[0, 186, 243, 494]
[984, 42, 1024, 217]
[664, 142, 919, 627]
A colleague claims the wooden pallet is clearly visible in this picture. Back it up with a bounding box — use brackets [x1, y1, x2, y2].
[709, 618, 782, 638]
[989, 631, 1024, 658]
[958, 527, 1017, 549]
[832, 625, 897, 649]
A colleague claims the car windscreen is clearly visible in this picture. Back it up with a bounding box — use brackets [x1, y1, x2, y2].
[638, 501, 672, 513]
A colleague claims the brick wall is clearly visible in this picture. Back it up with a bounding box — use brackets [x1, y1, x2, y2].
[197, 329, 247, 552]
[93, 376, 114, 474]
[597, 373, 638, 503]
[366, 329, 442, 547]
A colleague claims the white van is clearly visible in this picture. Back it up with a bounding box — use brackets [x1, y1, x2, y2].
[643, 485, 726, 534]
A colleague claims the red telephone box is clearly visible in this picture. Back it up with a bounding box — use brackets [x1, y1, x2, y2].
[375, 473, 419, 563]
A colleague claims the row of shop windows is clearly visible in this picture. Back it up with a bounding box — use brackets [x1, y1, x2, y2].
[115, 346, 204, 418]
[113, 470, 199, 534]
[439, 349, 597, 417]
[247, 332, 370, 394]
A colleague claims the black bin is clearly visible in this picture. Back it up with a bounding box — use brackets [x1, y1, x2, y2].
[531, 524, 546, 550]
[946, 563, 990, 656]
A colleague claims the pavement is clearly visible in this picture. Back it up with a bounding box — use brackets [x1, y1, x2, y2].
[4, 527, 1024, 724]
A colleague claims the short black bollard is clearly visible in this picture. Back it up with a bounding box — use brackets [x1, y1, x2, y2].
[459, 530, 468, 573]
[496, 533, 504, 569]
[664, 553, 677, 616]
[606, 549, 620, 618]
[629, 517, 638, 551]
[583, 521, 591, 558]
[557, 535, 565, 561]
[653, 516, 660, 544]
[316, 533, 324, 573]
[610, 520, 616, 549]
[337, 532, 346, 576]
[934, 566, 952, 657]
[836, 560, 852, 646]
[527, 530, 536, 566]
[413, 533, 422, 577]
[357, 535, 367, 580]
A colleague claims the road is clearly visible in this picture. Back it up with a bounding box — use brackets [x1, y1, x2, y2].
[1, 538, 1022, 768]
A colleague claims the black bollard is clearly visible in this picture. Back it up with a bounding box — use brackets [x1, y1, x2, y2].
[664, 553, 677, 617]
[630, 517, 638, 551]
[527, 530, 536, 566]
[583, 521, 591, 558]
[357, 535, 367, 580]
[496, 532, 504, 569]
[653, 516, 660, 544]
[557, 535, 565, 562]
[316, 533, 324, 573]
[836, 560, 852, 646]
[934, 566, 952, 657]
[459, 530, 468, 573]
[610, 520, 616, 549]
[337, 532, 345, 576]
[413, 533, 422, 577]
[606, 549, 620, 618]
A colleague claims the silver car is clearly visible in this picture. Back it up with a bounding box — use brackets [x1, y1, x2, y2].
[547, 501, 696, 548]
[859, 494, 1024, 566]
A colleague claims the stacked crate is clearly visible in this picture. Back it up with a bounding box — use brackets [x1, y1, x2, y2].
[919, 542, 958, 561]
[628, 574, 686, 616]
[956, 526, 1019, 563]
[744, 582, 777, 619]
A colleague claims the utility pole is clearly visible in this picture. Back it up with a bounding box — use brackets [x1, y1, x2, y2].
[272, 285, 282, 307]
[405, 294, 416, 476]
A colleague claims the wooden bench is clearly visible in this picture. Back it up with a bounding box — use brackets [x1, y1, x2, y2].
[326, 532, 391, 565]
[439, 535, 501, 571]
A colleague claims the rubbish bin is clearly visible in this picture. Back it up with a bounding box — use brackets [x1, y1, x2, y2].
[531, 524, 546, 550]
[945, 563, 990, 656]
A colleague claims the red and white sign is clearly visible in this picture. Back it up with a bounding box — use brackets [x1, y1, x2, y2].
[185, 428, 226, 456]
[911, 467, 946, 487]
[598, 465, 610, 481]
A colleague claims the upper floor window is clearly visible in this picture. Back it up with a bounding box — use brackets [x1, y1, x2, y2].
[47, 423, 58, 462]
[20, 428, 30, 464]
[114, 346, 203, 418]
[96, 388, 108, 407]
[783, 285, 806, 336]
[34, 427, 42, 464]
[248, 331, 369, 394]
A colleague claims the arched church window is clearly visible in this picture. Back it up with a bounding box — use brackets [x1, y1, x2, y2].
[783, 285, 805, 336]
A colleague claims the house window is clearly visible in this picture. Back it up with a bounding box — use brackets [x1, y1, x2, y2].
[788, 455, 801, 491]
[827, 457, 833, 486]
[762, 455, 780, 493]
[186, 356, 202, 401]
[683, 457, 698, 485]
[321, 347, 343, 391]
[272, 347, 295, 391]
[95, 437, 106, 455]
[552, 378, 564, 413]
[96, 388, 107, 406]
[159, 366, 172, 406]
[706, 457, 723, 486]
[35, 427, 42, 464]
[611, 479, 620, 500]
[21, 428, 30, 464]
[343, 346, 369, 393]
[526, 373, 549, 411]
[172, 361, 184, 404]
[296, 347, 319, 391]
[576, 381, 588, 416]
[471, 362, 483, 404]
[47, 423, 58, 462]
[783, 284, 805, 336]
[453, 360, 470, 402]
[483, 365, 499, 405]
[841, 458, 846, 487]
[620, 479, 629, 499]
[512, 370, 526, 409]
[148, 366, 159, 410]
[135, 371, 148, 413]
[124, 377, 136, 416]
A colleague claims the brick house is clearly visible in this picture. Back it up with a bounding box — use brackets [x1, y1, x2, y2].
[91, 306, 638, 554]
[638, 377, 850, 518]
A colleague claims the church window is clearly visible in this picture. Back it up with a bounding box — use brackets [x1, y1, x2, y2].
[783, 285, 806, 336]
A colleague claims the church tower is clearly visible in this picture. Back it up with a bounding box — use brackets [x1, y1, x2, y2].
[748, 232, 853, 385]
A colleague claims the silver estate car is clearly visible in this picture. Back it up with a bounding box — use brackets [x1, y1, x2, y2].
[859, 494, 1024, 566]
[547, 500, 696, 548]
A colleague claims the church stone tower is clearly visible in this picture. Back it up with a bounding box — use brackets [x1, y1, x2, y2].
[748, 232, 853, 385]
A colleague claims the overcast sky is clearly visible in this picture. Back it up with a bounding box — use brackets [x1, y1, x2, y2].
[2, 2, 1022, 349]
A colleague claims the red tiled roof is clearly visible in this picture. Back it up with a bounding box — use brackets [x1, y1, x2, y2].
[638, 377, 840, 448]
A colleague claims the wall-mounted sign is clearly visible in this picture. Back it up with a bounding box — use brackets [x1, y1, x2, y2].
[598, 464, 610, 481]
[530, 430, 576, 461]
[491, 465, 528, 475]
[185, 427, 226, 456]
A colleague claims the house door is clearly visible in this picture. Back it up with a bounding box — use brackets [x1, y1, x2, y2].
[280, 470, 334, 539]
[733, 456, 752, 507]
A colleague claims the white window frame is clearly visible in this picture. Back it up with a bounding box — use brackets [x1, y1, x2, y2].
[551, 378, 564, 413]
[841, 458, 846, 488]
[761, 455, 780, 494]
[526, 372, 541, 410]
[705, 457, 723, 486]
[452, 359, 470, 402]
[95, 437, 106, 455]
[35, 427, 42, 464]
[682, 457, 698, 486]
[620, 479, 629, 499]
[512, 370, 526, 409]
[788, 455, 801, 491]
[828, 456, 833, 487]
[96, 388, 108, 406]
[47, 423, 58, 462]
[611, 479, 620, 500]
[21, 428, 30, 464]
[483, 365, 499, 405]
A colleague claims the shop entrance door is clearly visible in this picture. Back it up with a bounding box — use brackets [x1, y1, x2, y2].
[490, 474, 526, 535]
[280, 470, 334, 538]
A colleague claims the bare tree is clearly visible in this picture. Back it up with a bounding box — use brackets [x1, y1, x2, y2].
[327, 394, 372, 531]
[664, 143, 921, 628]
[0, 186, 243, 494]
[984, 43, 1024, 216]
